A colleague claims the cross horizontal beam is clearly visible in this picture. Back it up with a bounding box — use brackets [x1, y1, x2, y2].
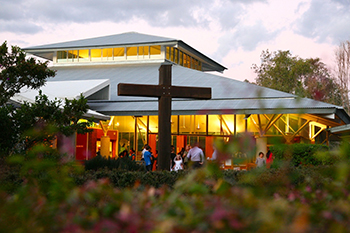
[118, 83, 211, 99]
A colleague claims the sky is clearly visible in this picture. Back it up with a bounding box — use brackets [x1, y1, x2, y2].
[0, 0, 349, 82]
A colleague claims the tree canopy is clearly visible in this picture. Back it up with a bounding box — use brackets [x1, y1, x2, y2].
[252, 50, 342, 106]
[0, 42, 92, 156]
[0, 41, 56, 106]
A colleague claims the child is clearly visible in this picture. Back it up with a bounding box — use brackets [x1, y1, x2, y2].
[129, 149, 136, 161]
[255, 152, 266, 168]
[172, 154, 184, 171]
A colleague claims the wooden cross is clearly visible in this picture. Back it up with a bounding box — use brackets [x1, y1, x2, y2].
[118, 64, 211, 170]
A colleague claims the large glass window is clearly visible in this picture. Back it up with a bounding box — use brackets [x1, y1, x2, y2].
[91, 49, 102, 61]
[126, 47, 137, 57]
[164, 47, 201, 71]
[139, 46, 149, 57]
[179, 115, 192, 134]
[149, 116, 158, 133]
[166, 47, 170, 60]
[179, 51, 183, 65]
[102, 48, 113, 60]
[68, 50, 78, 61]
[113, 47, 125, 58]
[174, 48, 178, 64]
[55, 44, 204, 69]
[78, 49, 89, 61]
[170, 48, 174, 62]
[136, 116, 148, 146]
[183, 53, 191, 68]
[194, 115, 206, 135]
[208, 115, 235, 135]
[171, 115, 178, 134]
[57, 51, 67, 62]
[150, 45, 161, 55]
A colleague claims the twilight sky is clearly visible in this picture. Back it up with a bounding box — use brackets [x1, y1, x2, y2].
[0, 0, 349, 82]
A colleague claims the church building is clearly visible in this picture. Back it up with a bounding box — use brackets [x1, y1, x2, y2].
[21, 32, 350, 164]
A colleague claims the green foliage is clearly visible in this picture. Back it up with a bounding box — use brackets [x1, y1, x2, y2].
[0, 105, 17, 155]
[2, 127, 350, 231]
[0, 92, 92, 155]
[0, 42, 92, 156]
[253, 50, 342, 105]
[0, 41, 56, 106]
[271, 143, 339, 167]
[2, 153, 350, 232]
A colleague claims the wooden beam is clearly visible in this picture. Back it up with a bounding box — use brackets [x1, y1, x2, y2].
[118, 64, 212, 170]
[263, 114, 283, 134]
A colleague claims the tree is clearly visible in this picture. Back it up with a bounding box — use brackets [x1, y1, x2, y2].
[334, 40, 350, 114]
[0, 42, 91, 155]
[0, 41, 56, 106]
[1, 92, 92, 155]
[252, 50, 342, 106]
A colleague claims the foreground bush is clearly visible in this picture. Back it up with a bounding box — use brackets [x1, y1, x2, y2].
[271, 143, 340, 167]
[1, 142, 350, 232]
[73, 169, 187, 189]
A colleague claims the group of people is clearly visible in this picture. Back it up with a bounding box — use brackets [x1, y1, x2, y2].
[141, 144, 158, 171]
[118, 144, 158, 171]
[122, 142, 274, 171]
[170, 142, 206, 171]
[255, 150, 274, 168]
[137, 142, 206, 172]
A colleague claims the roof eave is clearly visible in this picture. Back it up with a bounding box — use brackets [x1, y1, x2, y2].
[177, 40, 227, 72]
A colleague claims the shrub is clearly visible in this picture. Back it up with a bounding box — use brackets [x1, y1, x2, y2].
[270, 143, 339, 167]
[3, 141, 350, 232]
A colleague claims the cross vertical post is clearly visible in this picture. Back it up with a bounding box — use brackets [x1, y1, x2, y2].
[158, 64, 172, 171]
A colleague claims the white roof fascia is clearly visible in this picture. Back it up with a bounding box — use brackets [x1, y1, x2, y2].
[16, 79, 110, 101]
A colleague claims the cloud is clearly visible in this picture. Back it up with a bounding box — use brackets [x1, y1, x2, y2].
[0, 0, 212, 32]
[295, 0, 350, 43]
[0, 0, 266, 34]
[215, 23, 280, 59]
[0, 20, 43, 34]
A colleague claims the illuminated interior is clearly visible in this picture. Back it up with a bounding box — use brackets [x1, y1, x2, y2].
[126, 47, 137, 57]
[166, 47, 201, 71]
[56, 45, 202, 72]
[88, 113, 328, 158]
[91, 49, 102, 61]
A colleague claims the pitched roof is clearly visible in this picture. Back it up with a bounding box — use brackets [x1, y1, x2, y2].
[45, 62, 350, 125]
[24, 32, 177, 50]
[11, 79, 110, 121]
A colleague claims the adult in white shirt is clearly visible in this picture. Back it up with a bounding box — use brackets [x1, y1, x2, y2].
[141, 144, 148, 160]
[187, 143, 204, 169]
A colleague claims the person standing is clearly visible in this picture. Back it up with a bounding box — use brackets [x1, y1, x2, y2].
[266, 150, 274, 168]
[129, 149, 136, 161]
[144, 145, 152, 171]
[182, 144, 191, 169]
[211, 147, 218, 161]
[141, 144, 148, 160]
[119, 143, 127, 154]
[152, 150, 158, 171]
[187, 142, 204, 169]
[170, 145, 176, 171]
[255, 152, 266, 168]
